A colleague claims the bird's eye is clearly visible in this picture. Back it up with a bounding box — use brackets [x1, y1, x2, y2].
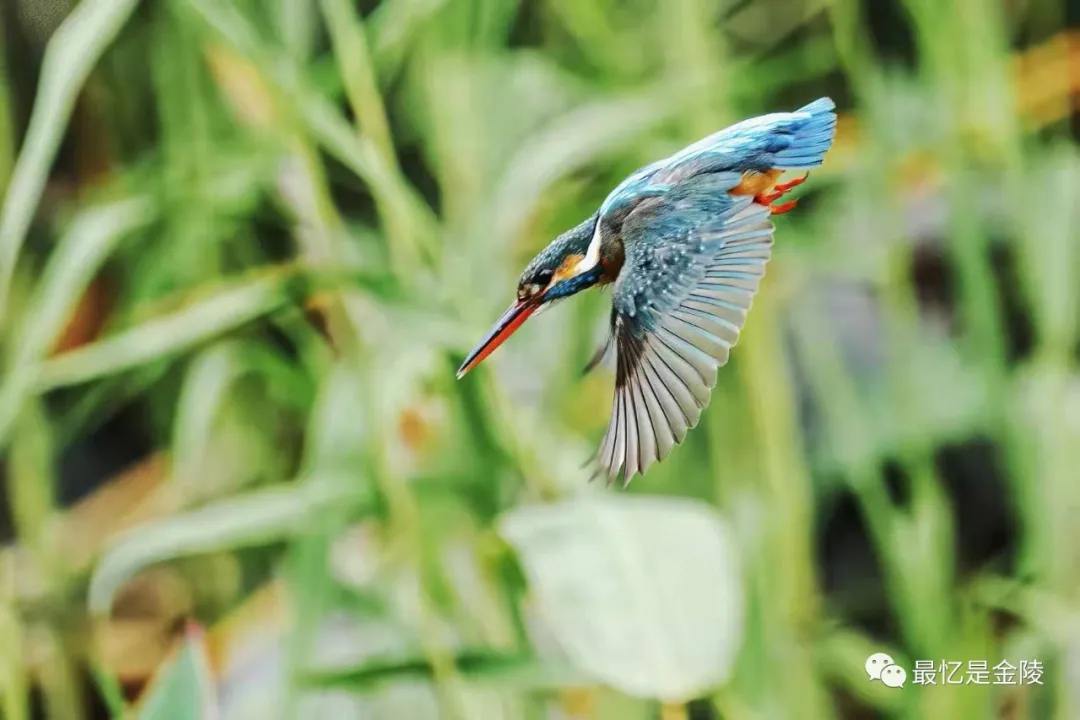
[517, 269, 555, 301]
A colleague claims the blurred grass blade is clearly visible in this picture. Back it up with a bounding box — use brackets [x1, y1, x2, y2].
[547, 0, 633, 78]
[275, 0, 318, 64]
[0, 601, 29, 720]
[13, 197, 155, 367]
[188, 0, 439, 265]
[0, 11, 12, 199]
[486, 91, 678, 245]
[35, 267, 300, 391]
[0, 197, 155, 449]
[136, 623, 217, 720]
[9, 399, 56, 565]
[0, 0, 143, 326]
[320, 0, 395, 168]
[815, 629, 905, 714]
[499, 494, 746, 702]
[184, 0, 437, 235]
[170, 341, 248, 488]
[304, 362, 367, 471]
[88, 477, 375, 616]
[368, 0, 453, 82]
[1014, 149, 1080, 357]
[319, 0, 429, 276]
[303, 649, 592, 692]
[171, 342, 313, 485]
[297, 92, 440, 242]
[180, 0, 263, 57]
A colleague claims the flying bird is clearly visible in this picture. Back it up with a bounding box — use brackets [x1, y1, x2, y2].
[457, 98, 837, 485]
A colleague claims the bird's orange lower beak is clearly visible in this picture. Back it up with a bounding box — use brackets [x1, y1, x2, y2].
[456, 299, 538, 378]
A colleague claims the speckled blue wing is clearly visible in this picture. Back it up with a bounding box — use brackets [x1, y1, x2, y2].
[587, 97, 837, 484]
[593, 174, 775, 485]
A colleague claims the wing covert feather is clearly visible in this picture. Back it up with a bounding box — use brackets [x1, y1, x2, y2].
[593, 192, 775, 485]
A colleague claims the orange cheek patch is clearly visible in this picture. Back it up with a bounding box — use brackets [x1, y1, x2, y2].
[552, 253, 586, 283]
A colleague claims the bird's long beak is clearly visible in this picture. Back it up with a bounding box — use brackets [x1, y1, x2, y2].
[456, 299, 539, 379]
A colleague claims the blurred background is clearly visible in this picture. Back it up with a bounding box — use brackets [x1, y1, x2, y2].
[1, 0, 1079, 718]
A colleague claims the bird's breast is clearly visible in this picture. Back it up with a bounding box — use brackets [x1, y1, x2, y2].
[599, 242, 625, 284]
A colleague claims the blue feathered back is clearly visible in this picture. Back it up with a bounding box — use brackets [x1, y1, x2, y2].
[600, 98, 837, 218]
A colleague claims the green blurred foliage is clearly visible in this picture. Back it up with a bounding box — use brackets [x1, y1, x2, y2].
[0, 0, 1078, 718]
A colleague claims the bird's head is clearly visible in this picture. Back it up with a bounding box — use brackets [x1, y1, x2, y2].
[457, 214, 603, 378]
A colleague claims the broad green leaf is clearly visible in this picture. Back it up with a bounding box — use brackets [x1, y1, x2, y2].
[136, 625, 217, 720]
[88, 478, 374, 616]
[0, 0, 143, 326]
[498, 494, 745, 702]
[36, 267, 298, 392]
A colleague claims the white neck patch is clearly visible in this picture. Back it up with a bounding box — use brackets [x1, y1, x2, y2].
[572, 222, 603, 275]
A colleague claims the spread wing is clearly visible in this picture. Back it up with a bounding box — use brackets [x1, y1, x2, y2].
[592, 172, 775, 485]
[652, 96, 838, 180]
[585, 97, 836, 484]
[598, 97, 836, 222]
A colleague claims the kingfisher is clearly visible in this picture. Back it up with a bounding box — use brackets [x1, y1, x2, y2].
[456, 97, 837, 485]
